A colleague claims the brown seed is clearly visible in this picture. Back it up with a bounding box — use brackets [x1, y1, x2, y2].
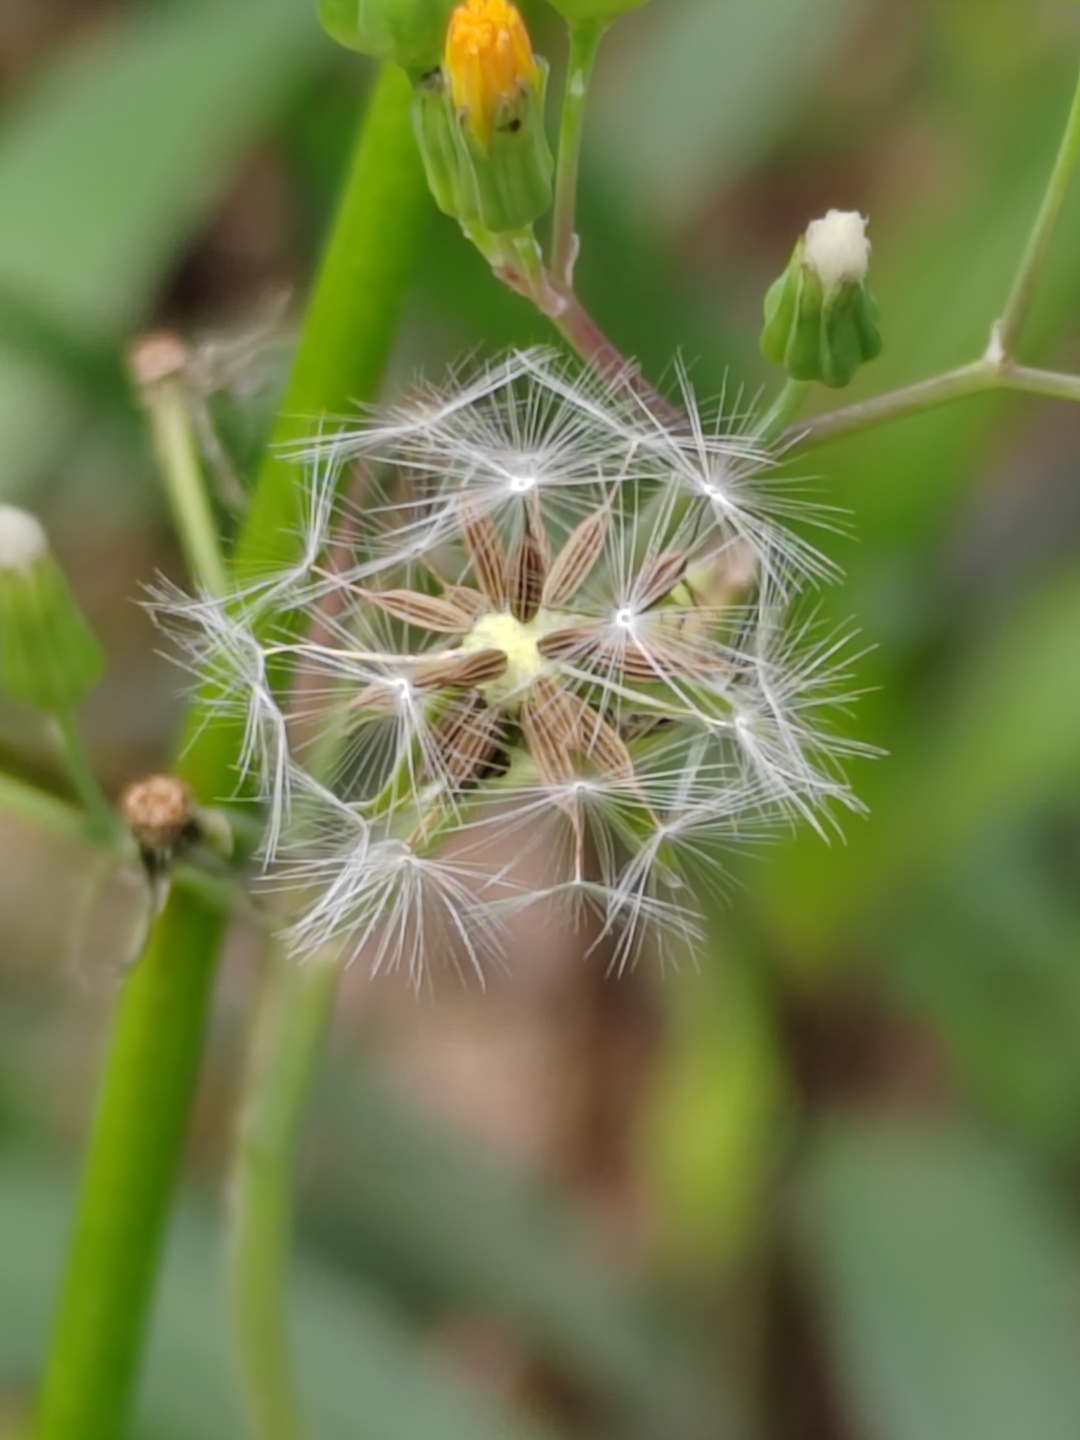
[507, 512, 547, 623]
[556, 688, 636, 783]
[359, 588, 473, 634]
[430, 695, 503, 788]
[411, 648, 507, 691]
[543, 505, 610, 607]
[536, 623, 601, 664]
[459, 498, 507, 605]
[634, 551, 687, 610]
[441, 584, 491, 619]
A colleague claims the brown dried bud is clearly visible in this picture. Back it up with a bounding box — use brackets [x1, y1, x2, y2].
[127, 331, 189, 394]
[120, 775, 197, 857]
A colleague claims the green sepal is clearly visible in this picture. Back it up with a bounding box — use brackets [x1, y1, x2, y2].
[760, 240, 883, 390]
[0, 553, 104, 716]
[412, 63, 554, 234]
[319, 0, 457, 70]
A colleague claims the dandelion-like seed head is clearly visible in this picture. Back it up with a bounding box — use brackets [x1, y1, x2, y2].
[154, 350, 866, 984]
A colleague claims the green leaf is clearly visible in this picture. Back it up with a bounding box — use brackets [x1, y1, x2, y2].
[301, 1067, 728, 1440]
[802, 1122, 1080, 1440]
[592, 0, 873, 230]
[0, 1157, 555, 1440]
[0, 0, 325, 498]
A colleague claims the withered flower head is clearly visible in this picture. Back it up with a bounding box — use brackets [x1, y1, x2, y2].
[151, 350, 866, 984]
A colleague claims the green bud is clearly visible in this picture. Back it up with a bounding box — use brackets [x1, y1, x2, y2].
[545, 0, 650, 20]
[412, 62, 553, 234]
[319, 0, 457, 70]
[0, 505, 104, 715]
[761, 210, 883, 389]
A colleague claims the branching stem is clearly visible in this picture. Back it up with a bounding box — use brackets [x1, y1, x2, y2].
[997, 62, 1080, 356]
[783, 355, 1080, 452]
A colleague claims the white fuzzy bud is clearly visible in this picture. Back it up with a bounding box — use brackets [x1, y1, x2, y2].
[0, 504, 49, 574]
[803, 210, 871, 294]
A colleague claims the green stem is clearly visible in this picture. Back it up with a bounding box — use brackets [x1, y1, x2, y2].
[997, 62, 1080, 357]
[33, 889, 229, 1439]
[33, 64, 428, 1440]
[551, 21, 607, 289]
[229, 950, 343, 1440]
[757, 379, 812, 443]
[782, 358, 1080, 452]
[145, 377, 229, 597]
[53, 711, 119, 842]
[0, 769, 99, 845]
[234, 67, 429, 583]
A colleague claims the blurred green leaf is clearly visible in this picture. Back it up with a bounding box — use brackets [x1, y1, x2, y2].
[802, 1121, 1080, 1440]
[0, 0, 326, 499]
[302, 1068, 729, 1440]
[0, 1156, 556, 1440]
[594, 0, 875, 230]
[889, 825, 1080, 1156]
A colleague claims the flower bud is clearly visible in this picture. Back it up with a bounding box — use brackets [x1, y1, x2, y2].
[318, 0, 457, 70]
[760, 210, 883, 389]
[545, 0, 650, 21]
[413, 0, 554, 234]
[0, 505, 103, 716]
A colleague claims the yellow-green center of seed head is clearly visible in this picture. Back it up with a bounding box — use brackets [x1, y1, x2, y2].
[460, 607, 566, 708]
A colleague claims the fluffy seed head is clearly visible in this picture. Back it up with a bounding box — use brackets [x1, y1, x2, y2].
[151, 350, 866, 985]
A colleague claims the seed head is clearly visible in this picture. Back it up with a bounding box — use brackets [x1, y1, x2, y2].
[151, 350, 867, 984]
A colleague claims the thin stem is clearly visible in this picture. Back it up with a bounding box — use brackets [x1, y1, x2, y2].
[997, 62, 1080, 356]
[550, 289, 687, 427]
[0, 769, 99, 845]
[33, 65, 427, 1440]
[781, 358, 1080, 452]
[230, 949, 342, 1440]
[551, 21, 607, 289]
[144, 377, 229, 597]
[757, 379, 812, 442]
[54, 712, 119, 842]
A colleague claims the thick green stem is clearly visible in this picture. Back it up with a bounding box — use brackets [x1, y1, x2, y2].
[782, 358, 1080, 452]
[229, 950, 343, 1440]
[997, 62, 1080, 357]
[234, 67, 429, 582]
[551, 21, 607, 289]
[33, 889, 229, 1439]
[33, 64, 428, 1440]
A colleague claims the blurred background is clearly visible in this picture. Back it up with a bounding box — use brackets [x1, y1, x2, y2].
[3, 0, 1080, 1437]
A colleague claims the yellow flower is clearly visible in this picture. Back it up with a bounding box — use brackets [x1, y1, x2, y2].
[444, 0, 539, 151]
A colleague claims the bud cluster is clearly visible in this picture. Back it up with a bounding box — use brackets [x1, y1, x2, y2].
[152, 352, 866, 982]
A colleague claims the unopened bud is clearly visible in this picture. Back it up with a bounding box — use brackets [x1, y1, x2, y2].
[120, 775, 197, 859]
[760, 210, 883, 389]
[318, 0, 456, 70]
[0, 505, 104, 715]
[413, 0, 553, 234]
